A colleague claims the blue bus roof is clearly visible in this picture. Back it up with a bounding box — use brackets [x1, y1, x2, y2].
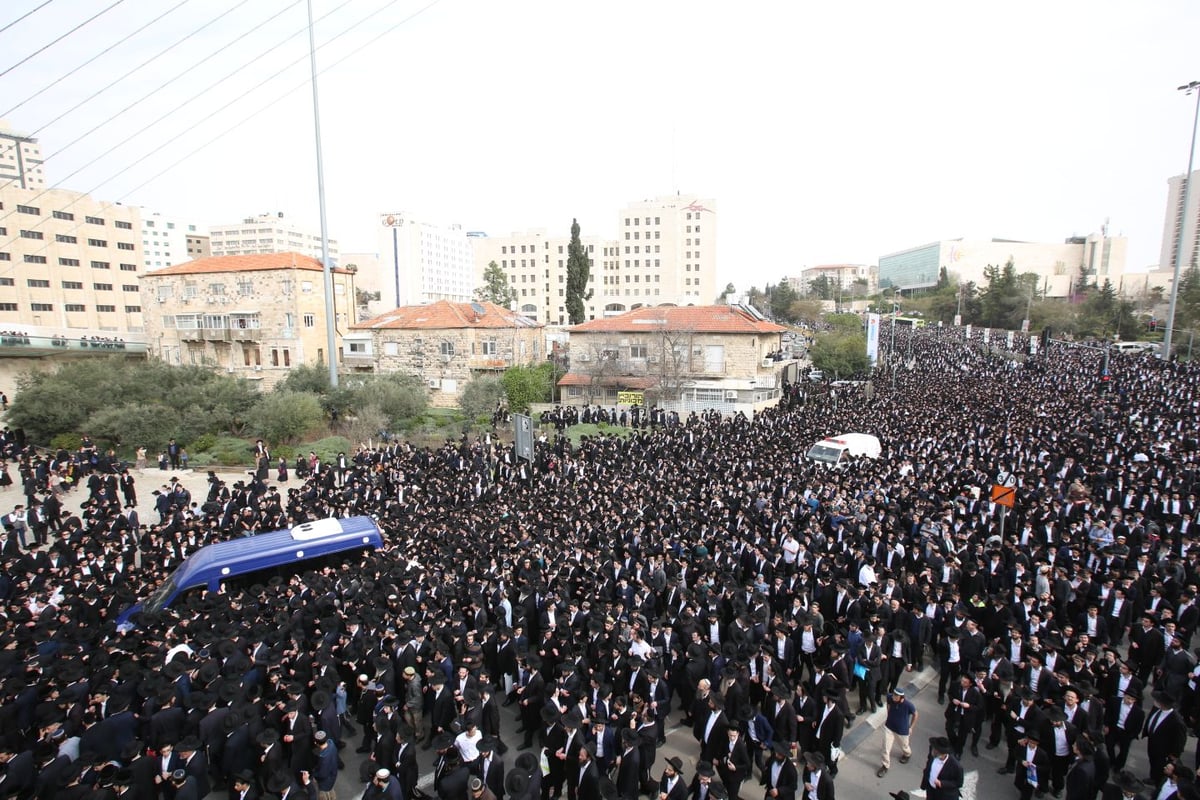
[117, 516, 383, 626]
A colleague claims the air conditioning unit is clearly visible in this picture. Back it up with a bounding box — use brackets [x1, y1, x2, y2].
[253, 365, 261, 371]
[648, 355, 659, 364]
[724, 390, 738, 400]
[576, 352, 590, 362]
[426, 378, 439, 389]
[439, 354, 450, 363]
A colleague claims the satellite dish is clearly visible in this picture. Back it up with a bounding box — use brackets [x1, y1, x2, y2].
[470, 302, 486, 318]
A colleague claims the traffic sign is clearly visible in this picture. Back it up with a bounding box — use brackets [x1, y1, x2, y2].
[991, 484, 1016, 508]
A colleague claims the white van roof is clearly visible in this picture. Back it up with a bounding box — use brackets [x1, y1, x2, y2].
[816, 433, 882, 459]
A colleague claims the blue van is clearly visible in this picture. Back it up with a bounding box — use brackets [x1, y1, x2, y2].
[116, 516, 384, 627]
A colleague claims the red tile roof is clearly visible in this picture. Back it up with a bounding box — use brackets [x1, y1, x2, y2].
[353, 300, 543, 331]
[570, 305, 786, 335]
[143, 252, 352, 276]
[557, 373, 659, 389]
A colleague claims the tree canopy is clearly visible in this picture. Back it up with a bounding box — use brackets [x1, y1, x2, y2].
[475, 260, 517, 308]
[565, 219, 593, 324]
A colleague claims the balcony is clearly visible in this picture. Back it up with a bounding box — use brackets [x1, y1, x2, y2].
[202, 329, 231, 342]
[469, 355, 512, 370]
[231, 328, 262, 342]
[342, 352, 375, 366]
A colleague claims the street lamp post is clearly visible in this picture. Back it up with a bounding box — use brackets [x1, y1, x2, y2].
[1163, 80, 1200, 361]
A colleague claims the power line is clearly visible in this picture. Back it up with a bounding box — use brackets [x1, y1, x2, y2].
[28, 0, 281, 152]
[117, 0, 441, 200]
[0, 0, 56, 37]
[1, 0, 196, 120]
[0, 0, 127, 80]
[0, 0, 429, 267]
[0, 0, 297, 209]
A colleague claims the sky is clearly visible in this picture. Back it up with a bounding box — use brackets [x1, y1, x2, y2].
[0, 0, 1197, 291]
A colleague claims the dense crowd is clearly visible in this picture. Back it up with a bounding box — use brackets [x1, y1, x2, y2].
[0, 325, 1198, 800]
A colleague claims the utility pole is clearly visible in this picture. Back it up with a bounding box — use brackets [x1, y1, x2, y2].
[308, 0, 338, 387]
[1164, 80, 1200, 362]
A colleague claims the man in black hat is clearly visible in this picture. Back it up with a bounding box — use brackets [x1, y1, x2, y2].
[1143, 690, 1188, 784]
[1102, 771, 1147, 800]
[658, 756, 687, 800]
[517, 656, 546, 751]
[813, 689, 843, 778]
[921, 737, 963, 800]
[1105, 689, 1144, 770]
[1012, 728, 1050, 800]
[475, 736, 504, 800]
[716, 726, 751, 800]
[1066, 738, 1096, 800]
[761, 742, 797, 800]
[688, 762, 716, 800]
[231, 769, 259, 800]
[615, 728, 641, 800]
[800, 752, 833, 800]
[576, 742, 601, 800]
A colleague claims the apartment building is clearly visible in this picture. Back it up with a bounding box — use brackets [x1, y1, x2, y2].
[0, 185, 146, 332]
[1160, 171, 1200, 273]
[470, 228, 605, 323]
[470, 194, 718, 325]
[140, 209, 209, 271]
[209, 212, 339, 266]
[139, 252, 356, 388]
[376, 214, 475, 308]
[0, 120, 46, 191]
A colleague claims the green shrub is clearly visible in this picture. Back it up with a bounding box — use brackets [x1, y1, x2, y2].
[245, 391, 323, 446]
[216, 450, 245, 467]
[308, 436, 353, 462]
[188, 433, 218, 453]
[209, 437, 254, 467]
[49, 433, 82, 452]
[187, 453, 215, 468]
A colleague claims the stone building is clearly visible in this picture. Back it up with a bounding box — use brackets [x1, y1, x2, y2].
[140, 252, 356, 388]
[344, 300, 543, 406]
[561, 304, 789, 414]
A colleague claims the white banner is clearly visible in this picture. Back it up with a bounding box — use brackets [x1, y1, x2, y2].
[866, 313, 881, 365]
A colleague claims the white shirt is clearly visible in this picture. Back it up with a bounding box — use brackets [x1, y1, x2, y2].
[927, 755, 948, 787]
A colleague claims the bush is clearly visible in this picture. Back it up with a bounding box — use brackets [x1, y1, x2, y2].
[187, 452, 216, 468]
[86, 403, 182, 450]
[207, 436, 254, 467]
[308, 436, 353, 463]
[501, 363, 554, 412]
[356, 374, 427, 426]
[245, 391, 324, 446]
[460, 375, 506, 422]
[49, 433, 82, 452]
[188, 433, 218, 454]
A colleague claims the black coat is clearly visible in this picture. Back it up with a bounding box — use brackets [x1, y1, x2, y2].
[921, 753, 964, 800]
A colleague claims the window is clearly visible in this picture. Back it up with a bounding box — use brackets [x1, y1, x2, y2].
[95, 305, 116, 313]
[629, 344, 648, 359]
[117, 242, 135, 251]
[384, 342, 398, 356]
[301, 281, 313, 293]
[121, 284, 139, 293]
[16, 205, 39, 215]
[87, 239, 107, 247]
[24, 254, 46, 264]
[280, 279, 293, 294]
[53, 211, 73, 221]
[27, 279, 49, 288]
[347, 341, 367, 354]
[120, 263, 136, 271]
[283, 349, 291, 366]
[115, 220, 132, 229]
[183, 282, 197, 298]
[125, 305, 141, 313]
[65, 304, 85, 312]
[0, 253, 8, 261]
[480, 340, 497, 356]
[56, 234, 77, 243]
[94, 283, 113, 291]
[91, 261, 110, 269]
[0, 278, 10, 286]
[440, 341, 455, 357]
[303, 313, 315, 327]
[0, 302, 15, 310]
[85, 216, 105, 225]
[30, 303, 53, 311]
[209, 283, 225, 295]
[175, 315, 199, 329]
[62, 280, 82, 289]
[156, 286, 173, 301]
[237, 279, 253, 296]
[19, 229, 42, 240]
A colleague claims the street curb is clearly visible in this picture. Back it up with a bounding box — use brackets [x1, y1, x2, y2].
[841, 666, 937, 753]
